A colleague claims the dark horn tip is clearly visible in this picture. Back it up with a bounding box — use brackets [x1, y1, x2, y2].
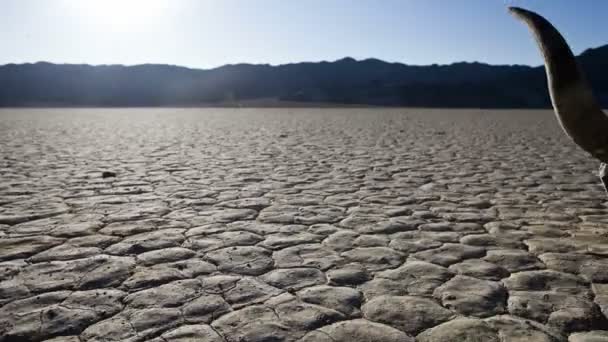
[508, 6, 525, 13]
[507, 7, 553, 38]
[508, 6, 534, 20]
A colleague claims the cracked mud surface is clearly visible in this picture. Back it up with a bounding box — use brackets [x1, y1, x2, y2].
[1, 108, 608, 342]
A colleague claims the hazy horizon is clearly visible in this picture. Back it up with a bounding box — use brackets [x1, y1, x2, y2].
[1, 0, 607, 69]
[2, 39, 605, 71]
[0, 53, 557, 69]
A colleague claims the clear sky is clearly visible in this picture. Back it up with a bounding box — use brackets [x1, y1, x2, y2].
[1, 0, 606, 69]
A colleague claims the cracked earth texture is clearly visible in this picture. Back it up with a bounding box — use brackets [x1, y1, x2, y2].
[1, 108, 608, 342]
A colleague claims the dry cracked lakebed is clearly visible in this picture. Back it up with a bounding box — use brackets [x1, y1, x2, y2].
[1, 108, 608, 341]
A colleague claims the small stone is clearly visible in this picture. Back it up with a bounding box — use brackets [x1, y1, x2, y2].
[102, 171, 117, 178]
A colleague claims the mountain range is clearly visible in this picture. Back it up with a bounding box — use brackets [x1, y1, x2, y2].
[1, 44, 607, 108]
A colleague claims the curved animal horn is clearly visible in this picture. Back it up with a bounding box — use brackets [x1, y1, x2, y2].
[509, 7, 608, 163]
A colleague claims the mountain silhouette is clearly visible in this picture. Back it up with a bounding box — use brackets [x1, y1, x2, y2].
[1, 44, 607, 108]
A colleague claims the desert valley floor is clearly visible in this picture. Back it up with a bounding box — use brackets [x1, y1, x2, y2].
[1, 108, 608, 342]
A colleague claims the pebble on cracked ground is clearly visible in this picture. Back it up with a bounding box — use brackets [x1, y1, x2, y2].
[1, 108, 608, 342]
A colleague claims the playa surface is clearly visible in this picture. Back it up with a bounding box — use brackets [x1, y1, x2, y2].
[1, 108, 607, 342]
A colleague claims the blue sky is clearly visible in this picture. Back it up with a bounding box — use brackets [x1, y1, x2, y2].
[0, 0, 606, 69]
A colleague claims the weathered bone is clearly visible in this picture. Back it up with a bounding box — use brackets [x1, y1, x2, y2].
[509, 7, 608, 163]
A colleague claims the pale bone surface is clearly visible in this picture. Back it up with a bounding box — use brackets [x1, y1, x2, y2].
[1, 108, 607, 342]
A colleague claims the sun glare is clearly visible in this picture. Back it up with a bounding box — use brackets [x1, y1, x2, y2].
[68, 0, 170, 30]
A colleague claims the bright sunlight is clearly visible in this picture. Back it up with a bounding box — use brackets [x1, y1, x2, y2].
[65, 0, 170, 30]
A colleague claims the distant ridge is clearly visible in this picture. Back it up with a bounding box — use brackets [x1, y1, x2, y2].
[1, 44, 607, 108]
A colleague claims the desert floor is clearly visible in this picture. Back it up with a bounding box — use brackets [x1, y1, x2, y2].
[1, 108, 607, 342]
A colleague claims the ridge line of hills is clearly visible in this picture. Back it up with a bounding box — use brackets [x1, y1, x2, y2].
[1, 44, 607, 108]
